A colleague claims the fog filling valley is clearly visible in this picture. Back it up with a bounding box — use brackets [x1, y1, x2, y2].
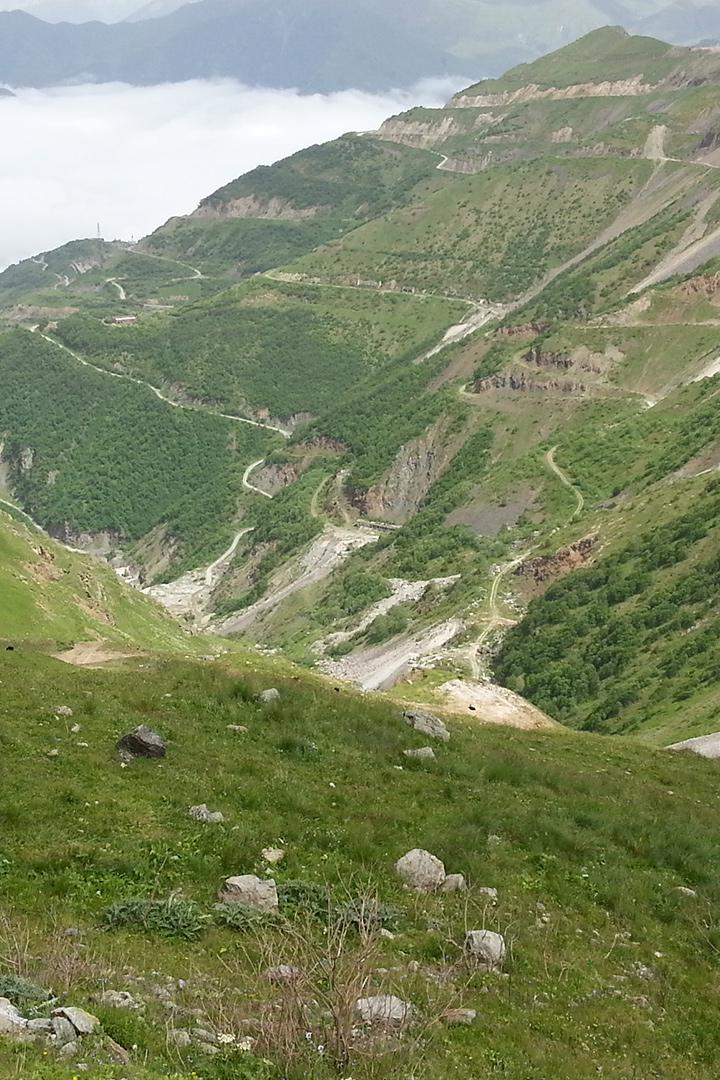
[0, 77, 465, 270]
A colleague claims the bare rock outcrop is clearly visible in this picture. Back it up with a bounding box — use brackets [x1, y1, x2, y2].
[515, 535, 598, 584]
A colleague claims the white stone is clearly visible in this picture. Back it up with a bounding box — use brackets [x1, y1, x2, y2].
[404, 747, 436, 761]
[219, 874, 279, 912]
[395, 849, 446, 892]
[259, 688, 280, 704]
[440, 874, 466, 893]
[189, 804, 225, 824]
[465, 930, 506, 970]
[355, 994, 413, 1025]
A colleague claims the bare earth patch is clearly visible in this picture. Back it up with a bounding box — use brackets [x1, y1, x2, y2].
[437, 678, 558, 731]
[53, 641, 143, 667]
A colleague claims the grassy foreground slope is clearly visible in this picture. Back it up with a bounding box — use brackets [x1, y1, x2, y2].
[2, 649, 720, 1079]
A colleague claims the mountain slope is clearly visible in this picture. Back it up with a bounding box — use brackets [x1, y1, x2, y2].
[3, 29, 720, 746]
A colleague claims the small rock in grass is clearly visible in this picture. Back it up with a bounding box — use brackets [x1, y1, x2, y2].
[198, 1042, 220, 1055]
[189, 804, 225, 824]
[219, 874, 279, 912]
[477, 887, 498, 903]
[116, 725, 166, 759]
[440, 874, 466, 894]
[395, 849, 446, 892]
[58, 1039, 81, 1057]
[227, 724, 248, 733]
[442, 1008, 477, 1026]
[261, 846, 285, 864]
[465, 930, 506, 971]
[169, 1029, 192, 1048]
[379, 928, 396, 941]
[47, 749, 60, 759]
[54, 706, 73, 718]
[100, 990, 138, 1010]
[264, 965, 302, 984]
[404, 747, 436, 761]
[355, 995, 413, 1025]
[259, 688, 280, 704]
[675, 886, 697, 898]
[191, 1028, 218, 1045]
[403, 709, 450, 743]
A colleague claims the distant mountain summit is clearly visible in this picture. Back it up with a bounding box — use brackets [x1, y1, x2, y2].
[0, 0, 698, 93]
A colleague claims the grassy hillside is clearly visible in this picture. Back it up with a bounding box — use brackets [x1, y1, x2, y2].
[0, 506, 194, 651]
[289, 157, 652, 301]
[2, 649, 720, 1079]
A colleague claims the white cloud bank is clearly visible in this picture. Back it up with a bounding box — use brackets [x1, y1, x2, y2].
[0, 77, 465, 270]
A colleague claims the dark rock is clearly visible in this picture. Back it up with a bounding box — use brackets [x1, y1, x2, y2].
[117, 725, 167, 759]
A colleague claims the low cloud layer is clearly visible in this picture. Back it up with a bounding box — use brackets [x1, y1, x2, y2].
[0, 77, 465, 270]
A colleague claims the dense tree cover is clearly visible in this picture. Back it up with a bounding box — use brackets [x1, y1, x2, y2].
[145, 217, 340, 276]
[200, 136, 434, 217]
[55, 282, 457, 421]
[0, 330, 272, 565]
[496, 476, 720, 733]
[315, 568, 391, 624]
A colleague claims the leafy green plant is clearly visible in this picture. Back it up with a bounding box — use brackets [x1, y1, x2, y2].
[0, 974, 51, 1011]
[102, 896, 210, 941]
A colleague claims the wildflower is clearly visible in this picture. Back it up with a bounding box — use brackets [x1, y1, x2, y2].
[217, 1032, 235, 1045]
[237, 1036, 255, 1051]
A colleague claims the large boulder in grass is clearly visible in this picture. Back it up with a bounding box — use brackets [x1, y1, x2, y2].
[403, 709, 450, 742]
[219, 875, 279, 913]
[465, 930, 506, 970]
[395, 849, 446, 892]
[117, 725, 166, 759]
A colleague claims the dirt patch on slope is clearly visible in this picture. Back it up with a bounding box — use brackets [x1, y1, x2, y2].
[446, 486, 537, 536]
[53, 642, 142, 666]
[436, 678, 557, 731]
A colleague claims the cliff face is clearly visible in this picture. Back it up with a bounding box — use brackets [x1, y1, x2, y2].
[192, 195, 320, 222]
[351, 418, 458, 524]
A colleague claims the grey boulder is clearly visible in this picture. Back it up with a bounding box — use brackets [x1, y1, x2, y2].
[465, 930, 506, 970]
[259, 688, 280, 704]
[219, 874, 279, 912]
[116, 725, 166, 759]
[355, 994, 413, 1025]
[403, 709, 450, 742]
[54, 1006, 99, 1036]
[404, 746, 436, 761]
[395, 849, 446, 892]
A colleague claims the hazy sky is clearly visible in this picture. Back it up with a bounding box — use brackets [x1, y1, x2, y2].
[0, 77, 462, 269]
